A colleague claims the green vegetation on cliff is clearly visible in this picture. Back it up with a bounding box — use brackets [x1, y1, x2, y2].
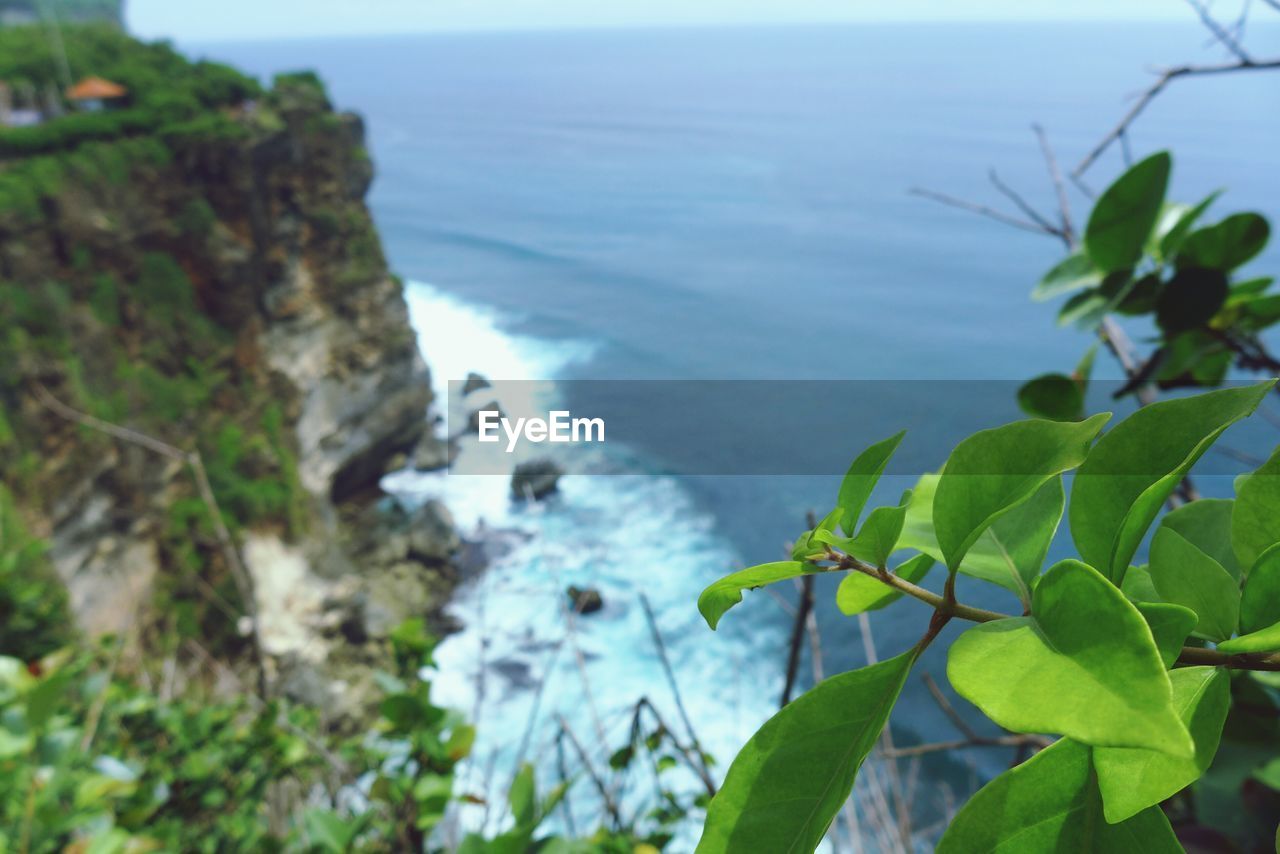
[0, 0, 122, 27]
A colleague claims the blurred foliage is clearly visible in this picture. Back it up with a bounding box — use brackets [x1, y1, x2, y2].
[1020, 151, 1277, 420]
[0, 617, 679, 851]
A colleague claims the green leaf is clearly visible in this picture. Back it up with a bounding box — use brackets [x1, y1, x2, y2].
[1161, 498, 1240, 579]
[698, 562, 820, 630]
[1217, 622, 1280, 654]
[509, 764, 536, 827]
[304, 809, 357, 853]
[933, 414, 1108, 572]
[1034, 252, 1102, 301]
[1158, 191, 1220, 260]
[696, 651, 915, 854]
[1155, 267, 1228, 333]
[937, 738, 1181, 852]
[1121, 564, 1161, 602]
[24, 668, 70, 730]
[1085, 152, 1172, 273]
[835, 555, 934, 615]
[1134, 601, 1197, 668]
[1018, 373, 1084, 421]
[1232, 446, 1280, 572]
[836, 431, 905, 535]
[1071, 383, 1274, 584]
[900, 475, 1065, 604]
[842, 489, 913, 567]
[1179, 212, 1271, 271]
[1094, 667, 1230, 823]
[1149, 528, 1239, 642]
[791, 508, 842, 561]
[1240, 544, 1280, 634]
[947, 560, 1192, 755]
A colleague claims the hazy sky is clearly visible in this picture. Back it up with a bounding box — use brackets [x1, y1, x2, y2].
[129, 0, 1192, 42]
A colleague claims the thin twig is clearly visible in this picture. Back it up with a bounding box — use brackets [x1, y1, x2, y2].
[555, 715, 623, 829]
[1032, 123, 1075, 246]
[907, 187, 1059, 237]
[987, 169, 1063, 238]
[1073, 57, 1280, 178]
[1187, 0, 1252, 61]
[639, 594, 717, 795]
[780, 574, 816, 707]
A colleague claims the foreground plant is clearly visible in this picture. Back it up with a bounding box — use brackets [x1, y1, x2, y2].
[696, 381, 1280, 851]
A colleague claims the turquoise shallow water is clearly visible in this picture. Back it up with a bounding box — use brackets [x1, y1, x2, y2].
[200, 22, 1280, 838]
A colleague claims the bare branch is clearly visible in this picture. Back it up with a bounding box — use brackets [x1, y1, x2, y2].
[781, 575, 816, 707]
[881, 734, 1049, 759]
[640, 594, 717, 795]
[908, 187, 1060, 237]
[1032, 124, 1075, 247]
[987, 169, 1064, 241]
[1073, 57, 1280, 178]
[1186, 0, 1252, 61]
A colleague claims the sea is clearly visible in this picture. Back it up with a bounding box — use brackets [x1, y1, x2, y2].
[196, 22, 1280, 847]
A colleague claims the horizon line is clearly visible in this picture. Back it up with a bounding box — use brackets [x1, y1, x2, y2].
[164, 15, 1237, 46]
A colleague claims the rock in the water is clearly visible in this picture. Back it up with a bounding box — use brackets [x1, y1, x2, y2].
[567, 585, 604, 615]
[511, 459, 563, 500]
[466, 402, 504, 435]
[408, 499, 460, 562]
[462, 372, 491, 396]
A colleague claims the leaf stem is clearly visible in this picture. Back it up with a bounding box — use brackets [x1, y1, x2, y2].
[829, 550, 1280, 673]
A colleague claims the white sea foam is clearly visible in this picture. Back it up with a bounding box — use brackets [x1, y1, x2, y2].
[387, 280, 781, 841]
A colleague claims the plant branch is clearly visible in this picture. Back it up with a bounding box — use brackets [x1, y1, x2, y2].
[827, 550, 1280, 672]
[908, 187, 1060, 238]
[1073, 57, 1280, 178]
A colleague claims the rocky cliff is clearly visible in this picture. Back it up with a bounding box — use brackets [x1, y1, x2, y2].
[0, 69, 457, 721]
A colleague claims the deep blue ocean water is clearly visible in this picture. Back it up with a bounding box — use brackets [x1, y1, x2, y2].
[199, 23, 1280, 843]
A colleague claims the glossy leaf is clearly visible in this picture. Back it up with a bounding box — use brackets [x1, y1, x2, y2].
[1179, 212, 1270, 271]
[791, 508, 842, 561]
[1217, 621, 1280, 654]
[948, 560, 1192, 755]
[1157, 190, 1220, 260]
[1070, 382, 1274, 584]
[696, 652, 915, 854]
[1034, 252, 1101, 301]
[836, 431, 905, 536]
[900, 474, 1064, 603]
[1121, 564, 1161, 603]
[844, 489, 912, 567]
[933, 414, 1107, 573]
[1155, 267, 1228, 333]
[835, 555, 934, 615]
[698, 562, 820, 630]
[1094, 667, 1230, 823]
[1240, 544, 1280, 634]
[1134, 602, 1197, 668]
[937, 738, 1181, 853]
[1232, 445, 1280, 572]
[1161, 498, 1240, 579]
[1085, 151, 1171, 273]
[1149, 528, 1239, 642]
[1017, 373, 1084, 421]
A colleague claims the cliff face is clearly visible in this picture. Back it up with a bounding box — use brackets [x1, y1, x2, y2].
[0, 75, 455, 719]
